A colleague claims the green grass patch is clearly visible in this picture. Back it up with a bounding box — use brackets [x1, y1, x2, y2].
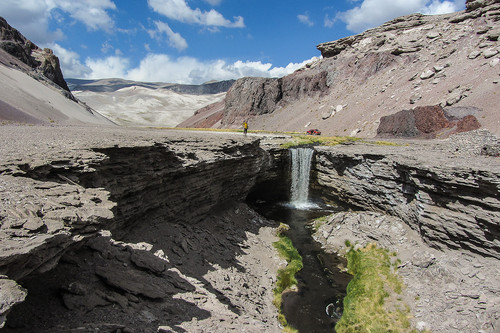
[272, 232, 303, 332]
[336, 243, 419, 333]
[280, 135, 359, 148]
[369, 140, 402, 146]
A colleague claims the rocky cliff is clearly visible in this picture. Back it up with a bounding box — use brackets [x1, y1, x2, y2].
[313, 131, 500, 259]
[0, 126, 286, 330]
[0, 17, 70, 93]
[185, 0, 500, 137]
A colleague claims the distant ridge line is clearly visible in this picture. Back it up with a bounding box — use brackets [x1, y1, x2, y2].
[66, 78, 235, 95]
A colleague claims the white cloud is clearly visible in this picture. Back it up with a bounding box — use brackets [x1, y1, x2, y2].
[147, 0, 244, 28]
[421, 0, 458, 15]
[48, 43, 91, 78]
[337, 0, 464, 33]
[0, 0, 116, 44]
[76, 53, 318, 84]
[150, 21, 189, 51]
[324, 14, 336, 28]
[0, 0, 61, 43]
[50, 0, 117, 32]
[298, 13, 314, 27]
[204, 0, 223, 5]
[85, 56, 130, 79]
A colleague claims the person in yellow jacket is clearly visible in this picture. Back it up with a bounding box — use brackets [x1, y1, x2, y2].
[243, 121, 248, 135]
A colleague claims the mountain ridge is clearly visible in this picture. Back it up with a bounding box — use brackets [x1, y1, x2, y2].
[67, 78, 235, 95]
[181, 0, 500, 138]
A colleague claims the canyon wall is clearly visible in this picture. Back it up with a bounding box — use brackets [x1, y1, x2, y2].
[313, 135, 500, 259]
[0, 127, 285, 328]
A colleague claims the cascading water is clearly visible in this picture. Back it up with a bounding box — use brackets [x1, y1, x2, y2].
[289, 147, 316, 209]
[249, 146, 350, 332]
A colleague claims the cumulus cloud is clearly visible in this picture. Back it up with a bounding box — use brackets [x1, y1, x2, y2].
[149, 21, 188, 51]
[0, 0, 116, 44]
[337, 0, 464, 33]
[49, 0, 116, 32]
[0, 0, 62, 43]
[204, 0, 223, 5]
[147, 0, 244, 28]
[298, 13, 314, 27]
[48, 43, 91, 78]
[131, 55, 319, 84]
[73, 53, 317, 84]
[85, 56, 130, 79]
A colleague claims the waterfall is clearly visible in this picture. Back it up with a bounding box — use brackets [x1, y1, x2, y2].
[289, 147, 315, 209]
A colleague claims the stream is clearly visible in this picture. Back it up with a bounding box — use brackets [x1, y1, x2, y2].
[250, 147, 352, 333]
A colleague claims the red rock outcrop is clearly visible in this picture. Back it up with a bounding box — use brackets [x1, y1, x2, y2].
[377, 105, 482, 138]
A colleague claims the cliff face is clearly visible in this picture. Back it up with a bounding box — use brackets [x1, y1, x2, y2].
[313, 133, 500, 259]
[0, 17, 70, 92]
[186, 0, 500, 137]
[0, 127, 285, 329]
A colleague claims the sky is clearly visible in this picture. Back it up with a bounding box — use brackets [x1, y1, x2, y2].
[0, 0, 466, 84]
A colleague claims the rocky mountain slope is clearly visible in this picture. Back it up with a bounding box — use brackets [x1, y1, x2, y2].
[69, 78, 231, 127]
[0, 17, 114, 126]
[182, 0, 500, 138]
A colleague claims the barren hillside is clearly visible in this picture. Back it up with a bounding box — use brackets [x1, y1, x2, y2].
[182, 0, 500, 137]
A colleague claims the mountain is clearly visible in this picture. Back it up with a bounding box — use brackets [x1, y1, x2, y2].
[68, 78, 232, 127]
[182, 0, 500, 138]
[67, 78, 234, 95]
[0, 17, 114, 126]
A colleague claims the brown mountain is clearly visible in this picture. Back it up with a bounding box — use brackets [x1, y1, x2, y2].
[180, 0, 500, 138]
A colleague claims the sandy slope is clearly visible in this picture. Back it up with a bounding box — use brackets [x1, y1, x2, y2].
[0, 64, 113, 126]
[73, 87, 226, 127]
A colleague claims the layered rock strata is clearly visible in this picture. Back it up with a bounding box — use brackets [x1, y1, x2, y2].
[0, 126, 286, 330]
[313, 131, 500, 259]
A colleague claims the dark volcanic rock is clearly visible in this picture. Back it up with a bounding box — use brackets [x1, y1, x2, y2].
[0, 16, 70, 92]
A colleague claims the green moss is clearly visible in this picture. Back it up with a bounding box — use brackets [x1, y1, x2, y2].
[272, 233, 303, 332]
[280, 135, 359, 148]
[336, 243, 418, 333]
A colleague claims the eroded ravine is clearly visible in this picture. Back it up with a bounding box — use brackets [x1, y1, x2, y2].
[251, 147, 352, 332]
[1, 127, 499, 333]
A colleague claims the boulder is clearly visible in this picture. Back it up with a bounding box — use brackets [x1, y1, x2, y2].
[378, 104, 483, 139]
[420, 69, 435, 80]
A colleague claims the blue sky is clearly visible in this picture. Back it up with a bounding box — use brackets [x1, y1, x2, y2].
[0, 0, 465, 84]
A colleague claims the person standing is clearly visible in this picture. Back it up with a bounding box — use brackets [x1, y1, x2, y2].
[243, 120, 248, 136]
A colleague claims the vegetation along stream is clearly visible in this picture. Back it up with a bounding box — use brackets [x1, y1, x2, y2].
[250, 147, 352, 332]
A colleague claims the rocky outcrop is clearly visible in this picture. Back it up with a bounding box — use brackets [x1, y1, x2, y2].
[0, 17, 70, 92]
[313, 133, 500, 259]
[466, 0, 500, 11]
[377, 105, 481, 138]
